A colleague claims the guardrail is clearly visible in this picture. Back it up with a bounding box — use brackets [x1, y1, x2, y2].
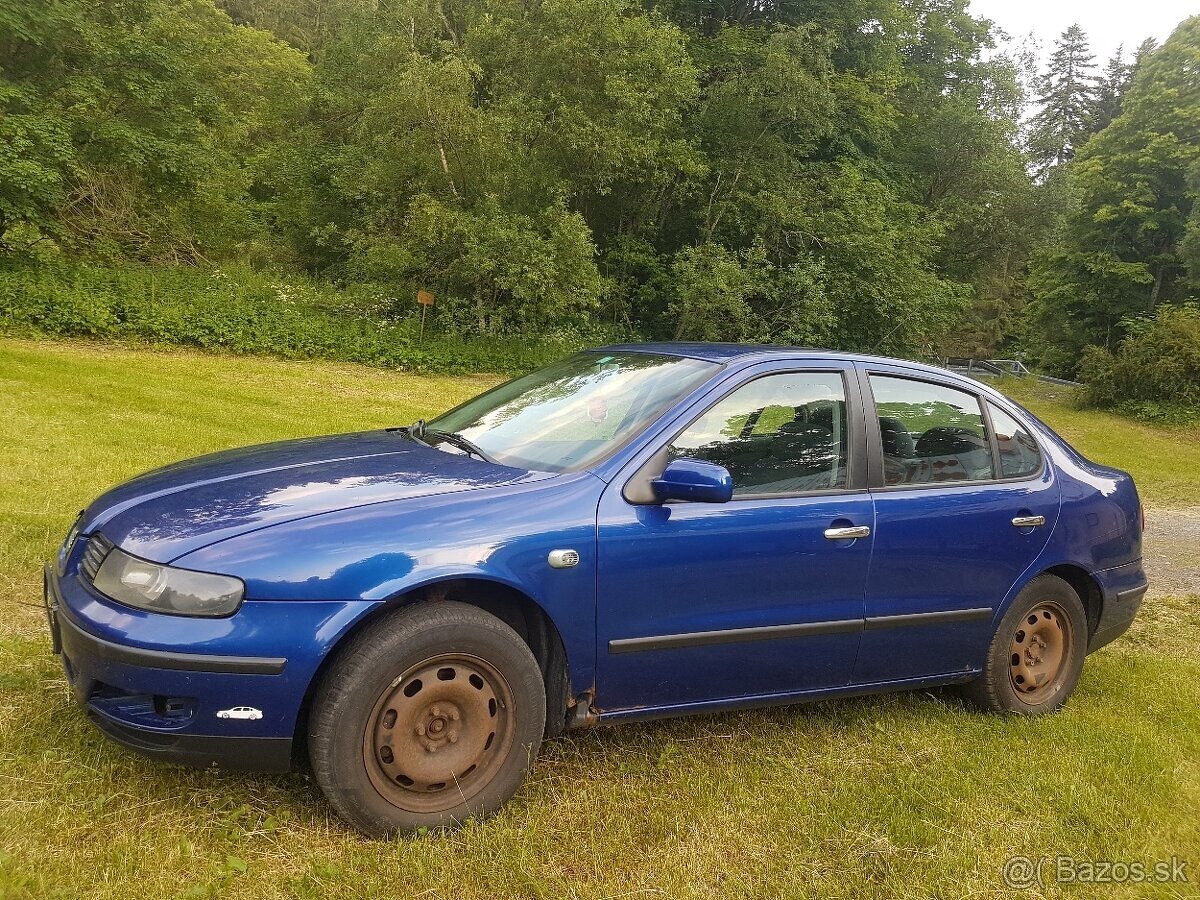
[937, 358, 1080, 387]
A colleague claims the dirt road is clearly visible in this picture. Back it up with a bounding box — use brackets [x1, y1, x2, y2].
[1144, 506, 1200, 596]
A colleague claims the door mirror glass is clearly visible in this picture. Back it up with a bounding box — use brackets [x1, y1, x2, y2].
[651, 458, 733, 504]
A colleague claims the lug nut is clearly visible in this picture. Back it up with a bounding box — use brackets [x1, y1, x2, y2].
[416, 724, 426, 736]
[430, 706, 441, 717]
[448, 733, 458, 744]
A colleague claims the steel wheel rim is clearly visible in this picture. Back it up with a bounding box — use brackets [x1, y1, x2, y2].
[362, 653, 515, 814]
[1008, 601, 1071, 704]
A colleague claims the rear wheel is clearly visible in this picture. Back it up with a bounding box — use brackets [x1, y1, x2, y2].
[309, 601, 546, 837]
[961, 574, 1087, 715]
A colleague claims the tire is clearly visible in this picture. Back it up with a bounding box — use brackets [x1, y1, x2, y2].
[308, 601, 546, 837]
[960, 574, 1088, 715]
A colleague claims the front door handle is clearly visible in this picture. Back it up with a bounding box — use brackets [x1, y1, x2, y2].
[824, 525, 871, 540]
[1011, 515, 1046, 528]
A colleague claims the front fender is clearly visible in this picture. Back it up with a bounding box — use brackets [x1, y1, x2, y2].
[173, 472, 603, 697]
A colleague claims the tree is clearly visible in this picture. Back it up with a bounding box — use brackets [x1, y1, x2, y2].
[0, 0, 309, 259]
[1024, 16, 1200, 375]
[2, 0, 1045, 358]
[1028, 25, 1098, 176]
[1094, 46, 1132, 132]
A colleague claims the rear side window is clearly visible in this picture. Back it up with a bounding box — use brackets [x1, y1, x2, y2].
[869, 375, 994, 485]
[987, 402, 1043, 478]
[671, 372, 849, 496]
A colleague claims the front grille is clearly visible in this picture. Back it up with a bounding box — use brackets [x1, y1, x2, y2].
[80, 533, 114, 582]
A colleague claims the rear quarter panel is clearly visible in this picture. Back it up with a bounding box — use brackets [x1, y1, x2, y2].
[987, 396, 1144, 635]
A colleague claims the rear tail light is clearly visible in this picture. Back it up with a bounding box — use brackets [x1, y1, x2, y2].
[1140, 503, 1146, 533]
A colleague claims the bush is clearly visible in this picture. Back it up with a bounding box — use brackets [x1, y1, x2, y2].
[1078, 304, 1200, 423]
[0, 261, 626, 374]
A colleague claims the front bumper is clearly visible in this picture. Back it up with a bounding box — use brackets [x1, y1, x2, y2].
[44, 564, 376, 772]
[1088, 559, 1149, 653]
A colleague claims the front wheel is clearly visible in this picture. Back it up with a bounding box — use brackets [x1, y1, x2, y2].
[308, 601, 546, 837]
[961, 574, 1088, 715]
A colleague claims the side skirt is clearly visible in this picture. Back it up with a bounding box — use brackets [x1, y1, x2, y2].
[586, 670, 981, 727]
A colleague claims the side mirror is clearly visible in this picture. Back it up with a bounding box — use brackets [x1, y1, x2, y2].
[651, 458, 733, 504]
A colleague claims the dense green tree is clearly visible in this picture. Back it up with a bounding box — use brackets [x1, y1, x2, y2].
[289, 0, 696, 330]
[0, 0, 309, 259]
[0, 0, 1068, 356]
[217, 0, 335, 57]
[1025, 17, 1200, 375]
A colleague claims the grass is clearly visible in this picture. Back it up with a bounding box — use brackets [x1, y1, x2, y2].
[0, 338, 1197, 899]
[998, 376, 1200, 508]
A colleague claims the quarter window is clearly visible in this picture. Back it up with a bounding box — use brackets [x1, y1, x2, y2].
[987, 403, 1043, 478]
[869, 375, 994, 485]
[671, 372, 849, 496]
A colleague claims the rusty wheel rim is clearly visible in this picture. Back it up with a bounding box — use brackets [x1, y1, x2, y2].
[362, 653, 515, 814]
[1008, 601, 1071, 704]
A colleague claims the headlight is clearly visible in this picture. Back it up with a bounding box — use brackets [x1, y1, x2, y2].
[92, 547, 244, 617]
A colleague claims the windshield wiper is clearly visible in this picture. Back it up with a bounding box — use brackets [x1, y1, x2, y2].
[395, 420, 498, 465]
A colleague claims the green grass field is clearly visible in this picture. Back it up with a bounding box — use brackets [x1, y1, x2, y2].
[1, 339, 1197, 899]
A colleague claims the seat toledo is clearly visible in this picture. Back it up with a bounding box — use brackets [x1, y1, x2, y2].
[44, 344, 1148, 836]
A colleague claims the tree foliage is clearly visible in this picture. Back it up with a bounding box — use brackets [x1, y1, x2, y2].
[0, 0, 309, 260]
[1079, 303, 1200, 421]
[7, 0, 1191, 369]
[1027, 24, 1098, 177]
[1025, 16, 1200, 375]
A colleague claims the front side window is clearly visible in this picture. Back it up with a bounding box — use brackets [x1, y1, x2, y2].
[431, 351, 718, 472]
[869, 375, 994, 485]
[670, 372, 849, 496]
[987, 402, 1043, 478]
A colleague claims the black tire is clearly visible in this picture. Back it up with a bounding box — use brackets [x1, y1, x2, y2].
[960, 574, 1088, 715]
[308, 601, 546, 837]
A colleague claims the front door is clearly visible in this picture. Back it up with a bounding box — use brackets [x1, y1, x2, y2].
[595, 366, 874, 713]
[853, 368, 1060, 684]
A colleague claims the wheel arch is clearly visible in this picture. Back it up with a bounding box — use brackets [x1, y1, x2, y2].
[293, 575, 573, 770]
[1041, 563, 1103, 638]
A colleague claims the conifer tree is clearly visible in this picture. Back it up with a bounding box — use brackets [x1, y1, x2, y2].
[1028, 24, 1098, 175]
[1093, 45, 1132, 132]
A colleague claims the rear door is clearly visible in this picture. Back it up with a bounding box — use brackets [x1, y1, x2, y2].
[852, 365, 1060, 684]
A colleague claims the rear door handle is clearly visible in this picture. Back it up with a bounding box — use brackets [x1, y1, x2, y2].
[1011, 515, 1046, 528]
[824, 525, 871, 540]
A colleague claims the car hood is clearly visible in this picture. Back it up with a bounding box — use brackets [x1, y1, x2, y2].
[79, 431, 541, 562]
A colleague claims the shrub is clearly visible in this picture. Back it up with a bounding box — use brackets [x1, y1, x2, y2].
[1078, 303, 1200, 423]
[0, 261, 625, 375]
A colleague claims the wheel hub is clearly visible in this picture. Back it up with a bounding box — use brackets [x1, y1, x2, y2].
[362, 654, 515, 813]
[1009, 602, 1071, 704]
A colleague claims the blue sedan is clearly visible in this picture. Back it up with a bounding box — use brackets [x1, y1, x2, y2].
[45, 344, 1148, 835]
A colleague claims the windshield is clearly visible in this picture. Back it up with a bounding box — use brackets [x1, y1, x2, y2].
[429, 351, 719, 472]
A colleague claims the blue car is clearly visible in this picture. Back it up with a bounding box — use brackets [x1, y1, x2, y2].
[45, 344, 1147, 835]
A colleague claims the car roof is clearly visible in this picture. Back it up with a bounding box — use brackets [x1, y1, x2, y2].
[596, 342, 963, 379]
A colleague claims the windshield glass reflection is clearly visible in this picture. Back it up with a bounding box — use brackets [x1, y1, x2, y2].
[431, 352, 718, 472]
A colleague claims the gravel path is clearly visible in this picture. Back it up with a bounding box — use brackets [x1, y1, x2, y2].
[1144, 506, 1200, 596]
